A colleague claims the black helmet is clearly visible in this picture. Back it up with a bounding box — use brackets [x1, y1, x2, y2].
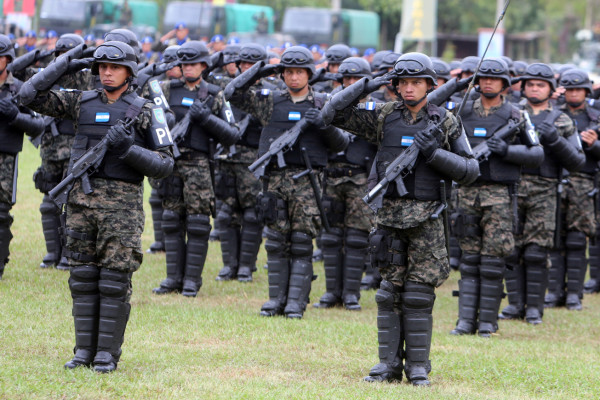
[475, 57, 511, 88]
[391, 52, 437, 87]
[521, 63, 556, 91]
[337, 57, 371, 82]
[371, 50, 392, 71]
[222, 44, 241, 65]
[162, 45, 180, 63]
[379, 52, 401, 71]
[0, 34, 15, 62]
[460, 56, 480, 74]
[177, 41, 211, 67]
[91, 41, 138, 77]
[511, 61, 528, 76]
[238, 43, 267, 65]
[280, 46, 315, 76]
[559, 68, 593, 94]
[500, 56, 513, 72]
[55, 33, 84, 56]
[104, 29, 140, 55]
[325, 44, 352, 64]
[432, 59, 451, 81]
[557, 63, 577, 79]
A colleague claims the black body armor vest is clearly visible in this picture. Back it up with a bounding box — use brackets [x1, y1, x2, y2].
[260, 91, 329, 168]
[376, 103, 451, 201]
[567, 106, 600, 174]
[329, 135, 377, 169]
[521, 108, 563, 178]
[73, 90, 147, 183]
[231, 102, 260, 149]
[0, 79, 26, 154]
[461, 100, 522, 184]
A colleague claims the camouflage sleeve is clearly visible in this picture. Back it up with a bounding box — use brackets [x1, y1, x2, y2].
[26, 89, 82, 121]
[56, 69, 95, 91]
[228, 88, 272, 126]
[556, 112, 576, 138]
[442, 109, 461, 140]
[330, 103, 382, 143]
[159, 81, 171, 101]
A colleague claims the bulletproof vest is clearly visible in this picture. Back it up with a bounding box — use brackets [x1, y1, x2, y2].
[260, 91, 329, 168]
[231, 102, 260, 148]
[74, 90, 147, 183]
[0, 79, 26, 154]
[44, 85, 76, 136]
[568, 106, 600, 174]
[329, 135, 376, 169]
[376, 103, 451, 201]
[460, 100, 522, 183]
[168, 80, 219, 154]
[521, 108, 563, 178]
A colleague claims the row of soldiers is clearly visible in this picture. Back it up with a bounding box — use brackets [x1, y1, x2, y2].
[1, 26, 598, 385]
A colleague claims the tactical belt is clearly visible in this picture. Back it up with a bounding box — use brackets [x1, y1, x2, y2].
[325, 166, 366, 178]
[177, 149, 207, 161]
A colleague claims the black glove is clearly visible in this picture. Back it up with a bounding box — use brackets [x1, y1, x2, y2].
[189, 100, 212, 122]
[414, 127, 438, 159]
[365, 76, 391, 93]
[66, 58, 93, 74]
[537, 121, 559, 144]
[456, 76, 474, 92]
[0, 99, 19, 122]
[487, 136, 508, 157]
[304, 107, 325, 129]
[107, 123, 134, 156]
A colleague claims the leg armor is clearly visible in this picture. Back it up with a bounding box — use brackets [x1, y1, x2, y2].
[342, 228, 369, 311]
[364, 280, 403, 382]
[215, 204, 240, 281]
[0, 203, 13, 279]
[182, 214, 212, 297]
[237, 207, 263, 282]
[449, 235, 462, 271]
[39, 195, 61, 268]
[499, 248, 525, 320]
[450, 253, 480, 335]
[64, 265, 99, 369]
[361, 259, 381, 291]
[152, 210, 185, 294]
[209, 199, 222, 242]
[565, 231, 587, 310]
[284, 231, 314, 319]
[93, 269, 131, 373]
[314, 227, 343, 308]
[260, 228, 289, 317]
[478, 256, 505, 337]
[585, 226, 600, 294]
[402, 281, 435, 386]
[147, 188, 165, 253]
[544, 249, 566, 308]
[523, 244, 549, 325]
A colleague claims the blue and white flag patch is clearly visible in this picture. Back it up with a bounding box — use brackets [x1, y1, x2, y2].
[182, 97, 194, 107]
[95, 112, 110, 123]
[288, 111, 301, 121]
[261, 88, 270, 96]
[474, 127, 487, 137]
[445, 101, 456, 110]
[401, 136, 414, 147]
[365, 101, 376, 110]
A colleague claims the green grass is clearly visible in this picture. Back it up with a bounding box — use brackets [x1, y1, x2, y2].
[1, 142, 600, 399]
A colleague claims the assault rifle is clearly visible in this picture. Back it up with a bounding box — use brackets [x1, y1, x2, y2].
[471, 117, 526, 163]
[49, 118, 136, 208]
[248, 118, 309, 179]
[362, 116, 447, 213]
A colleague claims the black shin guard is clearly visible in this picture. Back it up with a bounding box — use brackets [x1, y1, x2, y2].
[523, 244, 548, 324]
[260, 228, 289, 316]
[182, 214, 211, 297]
[565, 231, 587, 310]
[315, 227, 343, 308]
[545, 249, 566, 307]
[478, 256, 505, 336]
[215, 204, 240, 281]
[500, 248, 525, 320]
[451, 253, 479, 335]
[40, 195, 61, 268]
[153, 210, 185, 294]
[584, 226, 600, 293]
[285, 231, 314, 319]
[237, 207, 262, 282]
[147, 188, 165, 253]
[342, 229, 369, 311]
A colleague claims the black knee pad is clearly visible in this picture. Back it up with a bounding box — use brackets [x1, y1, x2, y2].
[69, 265, 100, 294]
[345, 228, 369, 250]
[98, 269, 130, 298]
[216, 203, 233, 226]
[186, 214, 212, 237]
[149, 189, 162, 207]
[39, 198, 59, 215]
[402, 281, 436, 309]
[264, 228, 286, 254]
[162, 210, 183, 234]
[290, 231, 313, 257]
[523, 244, 547, 264]
[479, 256, 505, 280]
[321, 228, 343, 248]
[565, 231, 587, 250]
[459, 253, 480, 276]
[242, 207, 258, 224]
[375, 280, 395, 312]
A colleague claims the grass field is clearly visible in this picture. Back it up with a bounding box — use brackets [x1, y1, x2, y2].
[1, 142, 600, 399]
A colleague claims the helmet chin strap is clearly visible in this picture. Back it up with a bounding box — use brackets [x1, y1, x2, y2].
[403, 93, 428, 107]
[567, 100, 586, 108]
[103, 77, 131, 93]
[288, 84, 307, 93]
[526, 95, 550, 105]
[185, 75, 201, 83]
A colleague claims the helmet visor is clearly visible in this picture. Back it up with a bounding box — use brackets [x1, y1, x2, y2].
[339, 61, 365, 75]
[394, 59, 426, 75]
[177, 47, 205, 62]
[94, 45, 136, 62]
[281, 50, 311, 65]
[526, 64, 554, 80]
[479, 60, 505, 74]
[239, 49, 264, 63]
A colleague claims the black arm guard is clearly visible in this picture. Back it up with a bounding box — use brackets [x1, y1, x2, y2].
[201, 114, 241, 146]
[137, 62, 176, 90]
[427, 149, 479, 185]
[321, 126, 350, 153]
[166, 110, 176, 129]
[427, 76, 473, 107]
[546, 135, 586, 172]
[223, 61, 265, 100]
[7, 50, 39, 74]
[586, 140, 600, 160]
[120, 145, 174, 179]
[321, 77, 369, 125]
[10, 111, 45, 138]
[504, 144, 544, 168]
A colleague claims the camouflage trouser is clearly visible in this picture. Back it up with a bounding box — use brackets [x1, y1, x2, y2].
[516, 174, 557, 249]
[162, 153, 214, 216]
[64, 204, 144, 273]
[263, 167, 321, 238]
[456, 183, 515, 258]
[215, 160, 261, 227]
[0, 153, 16, 206]
[561, 174, 596, 238]
[324, 173, 374, 231]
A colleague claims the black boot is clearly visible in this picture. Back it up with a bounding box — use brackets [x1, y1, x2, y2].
[182, 214, 211, 297]
[152, 210, 185, 294]
[314, 227, 343, 308]
[402, 281, 435, 386]
[0, 205, 13, 279]
[64, 265, 99, 369]
[364, 280, 403, 382]
[523, 244, 548, 325]
[39, 195, 61, 268]
[450, 253, 479, 335]
[565, 231, 587, 311]
[260, 229, 289, 317]
[237, 207, 262, 282]
[544, 249, 566, 308]
[584, 227, 600, 294]
[499, 248, 525, 320]
[478, 256, 505, 337]
[146, 188, 165, 253]
[284, 232, 314, 319]
[342, 229, 368, 311]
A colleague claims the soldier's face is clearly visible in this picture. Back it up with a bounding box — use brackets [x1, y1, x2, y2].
[328, 63, 340, 73]
[397, 77, 431, 102]
[0, 56, 8, 71]
[176, 28, 188, 41]
[342, 76, 362, 88]
[524, 79, 551, 102]
[182, 62, 206, 81]
[282, 68, 309, 91]
[565, 88, 587, 105]
[239, 61, 255, 73]
[435, 77, 447, 88]
[478, 77, 504, 94]
[167, 66, 182, 79]
[98, 63, 130, 87]
[225, 62, 238, 76]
